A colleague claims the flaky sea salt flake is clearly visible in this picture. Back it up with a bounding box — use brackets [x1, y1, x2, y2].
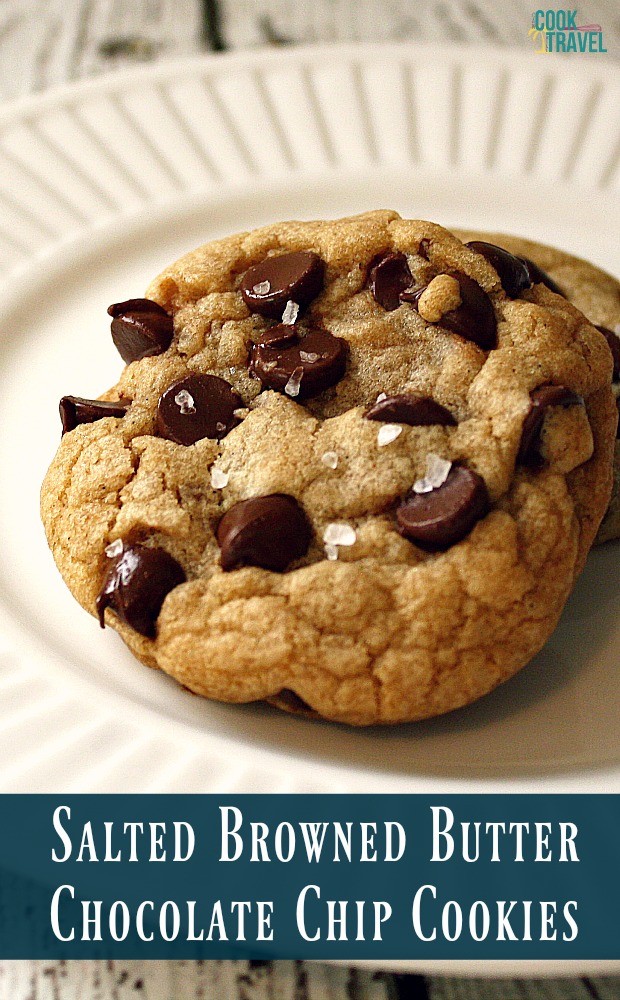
[376, 392, 387, 403]
[413, 453, 452, 494]
[412, 478, 432, 494]
[105, 539, 123, 559]
[282, 299, 300, 325]
[323, 523, 356, 547]
[284, 366, 304, 397]
[426, 453, 452, 487]
[253, 280, 270, 295]
[321, 451, 338, 469]
[299, 351, 320, 363]
[174, 389, 196, 415]
[210, 468, 229, 489]
[377, 423, 402, 447]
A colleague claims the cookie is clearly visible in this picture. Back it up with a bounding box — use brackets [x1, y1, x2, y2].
[455, 231, 620, 545]
[41, 211, 616, 725]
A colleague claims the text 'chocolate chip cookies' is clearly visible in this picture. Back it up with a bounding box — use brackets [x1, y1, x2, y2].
[41, 211, 618, 726]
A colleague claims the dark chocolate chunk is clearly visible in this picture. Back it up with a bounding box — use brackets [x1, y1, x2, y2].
[250, 327, 347, 400]
[217, 494, 312, 572]
[240, 251, 325, 319]
[108, 298, 167, 319]
[398, 286, 425, 306]
[252, 324, 298, 349]
[518, 257, 565, 297]
[59, 395, 130, 435]
[96, 543, 185, 638]
[437, 272, 497, 349]
[108, 298, 173, 364]
[396, 465, 489, 549]
[364, 393, 456, 426]
[465, 241, 531, 298]
[157, 373, 242, 445]
[367, 251, 414, 311]
[517, 384, 583, 467]
[595, 325, 620, 381]
[417, 239, 431, 260]
[409, 272, 496, 350]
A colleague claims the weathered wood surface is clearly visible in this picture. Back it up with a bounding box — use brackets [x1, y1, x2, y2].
[2, 961, 620, 1000]
[0, 0, 617, 101]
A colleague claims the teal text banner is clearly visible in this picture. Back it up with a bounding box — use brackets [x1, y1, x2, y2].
[0, 795, 617, 960]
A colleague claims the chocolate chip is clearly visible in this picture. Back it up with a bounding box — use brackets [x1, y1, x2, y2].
[59, 395, 130, 434]
[250, 327, 347, 400]
[417, 239, 431, 260]
[107, 298, 167, 319]
[465, 241, 531, 298]
[107, 298, 173, 364]
[398, 286, 425, 306]
[252, 324, 298, 349]
[517, 384, 584, 467]
[595, 325, 620, 381]
[367, 251, 414, 311]
[96, 544, 185, 638]
[240, 251, 325, 319]
[440, 272, 497, 349]
[364, 393, 456, 426]
[217, 494, 312, 572]
[157, 374, 242, 445]
[410, 271, 497, 350]
[518, 257, 565, 297]
[396, 465, 489, 549]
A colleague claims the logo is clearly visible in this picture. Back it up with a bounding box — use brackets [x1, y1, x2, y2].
[529, 9, 607, 53]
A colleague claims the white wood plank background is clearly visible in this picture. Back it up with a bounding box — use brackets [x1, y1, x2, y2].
[3, 960, 620, 1000]
[0, 0, 618, 101]
[1, 1, 619, 997]
[2, 961, 620, 1000]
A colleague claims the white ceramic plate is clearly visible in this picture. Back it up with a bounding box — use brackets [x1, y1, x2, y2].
[1, 41, 620, 976]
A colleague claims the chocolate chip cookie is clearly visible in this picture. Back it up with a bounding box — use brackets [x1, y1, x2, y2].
[455, 230, 620, 545]
[40, 211, 616, 725]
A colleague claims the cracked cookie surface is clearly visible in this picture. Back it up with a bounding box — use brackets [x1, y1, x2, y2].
[455, 230, 620, 546]
[41, 211, 616, 725]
